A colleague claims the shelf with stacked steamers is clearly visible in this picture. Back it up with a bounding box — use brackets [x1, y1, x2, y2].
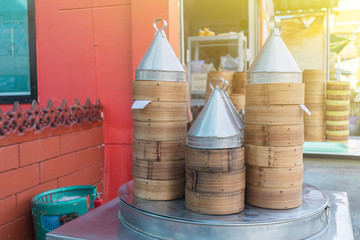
[131, 18, 188, 200]
[186, 77, 245, 215]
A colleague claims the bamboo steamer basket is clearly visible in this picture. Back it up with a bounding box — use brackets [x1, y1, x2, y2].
[303, 82, 325, 95]
[326, 120, 349, 131]
[304, 110, 324, 142]
[326, 100, 350, 111]
[234, 72, 247, 94]
[245, 105, 303, 125]
[133, 177, 184, 200]
[205, 71, 234, 102]
[185, 188, 245, 215]
[186, 168, 246, 193]
[132, 159, 185, 180]
[305, 95, 324, 104]
[246, 83, 304, 105]
[326, 81, 350, 91]
[303, 70, 325, 80]
[304, 110, 324, 126]
[185, 147, 245, 172]
[326, 121, 349, 131]
[304, 126, 324, 142]
[246, 165, 303, 188]
[325, 130, 349, 142]
[302, 70, 325, 95]
[133, 139, 185, 162]
[133, 121, 187, 141]
[246, 185, 302, 209]
[325, 110, 349, 121]
[245, 145, 303, 167]
[132, 101, 187, 122]
[245, 124, 304, 146]
[305, 103, 324, 111]
[132, 81, 188, 102]
[326, 90, 350, 101]
[230, 93, 245, 111]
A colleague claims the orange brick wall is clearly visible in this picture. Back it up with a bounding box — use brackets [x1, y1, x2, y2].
[0, 127, 104, 240]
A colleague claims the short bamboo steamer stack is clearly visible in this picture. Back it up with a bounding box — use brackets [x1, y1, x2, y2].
[186, 78, 245, 215]
[303, 70, 325, 141]
[325, 81, 350, 143]
[205, 71, 234, 103]
[185, 147, 245, 215]
[132, 81, 188, 200]
[245, 83, 304, 209]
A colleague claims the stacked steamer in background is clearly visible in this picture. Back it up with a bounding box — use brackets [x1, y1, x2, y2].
[325, 81, 350, 143]
[231, 72, 247, 112]
[132, 19, 188, 200]
[205, 71, 234, 103]
[185, 78, 245, 215]
[303, 70, 325, 142]
[245, 17, 304, 209]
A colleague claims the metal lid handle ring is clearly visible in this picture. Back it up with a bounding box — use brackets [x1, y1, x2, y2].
[210, 77, 225, 91]
[269, 16, 282, 36]
[153, 18, 168, 38]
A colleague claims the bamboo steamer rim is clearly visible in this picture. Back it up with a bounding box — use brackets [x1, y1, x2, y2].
[186, 168, 246, 193]
[325, 120, 349, 125]
[132, 101, 187, 122]
[325, 140, 348, 143]
[244, 124, 305, 147]
[326, 81, 350, 86]
[325, 110, 349, 116]
[245, 83, 304, 106]
[246, 165, 303, 188]
[132, 80, 189, 102]
[325, 99, 350, 106]
[325, 130, 349, 135]
[133, 177, 185, 200]
[245, 144, 303, 168]
[303, 69, 325, 74]
[185, 188, 245, 215]
[133, 121, 187, 141]
[132, 159, 185, 180]
[244, 105, 303, 125]
[185, 146, 245, 172]
[246, 185, 302, 209]
[326, 90, 350, 95]
[132, 139, 186, 162]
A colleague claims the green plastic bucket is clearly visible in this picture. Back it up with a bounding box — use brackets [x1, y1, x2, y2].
[31, 185, 97, 240]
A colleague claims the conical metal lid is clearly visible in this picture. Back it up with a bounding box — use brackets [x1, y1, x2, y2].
[248, 16, 302, 84]
[135, 18, 185, 82]
[187, 77, 243, 149]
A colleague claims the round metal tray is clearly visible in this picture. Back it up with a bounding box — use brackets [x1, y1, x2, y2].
[118, 181, 330, 240]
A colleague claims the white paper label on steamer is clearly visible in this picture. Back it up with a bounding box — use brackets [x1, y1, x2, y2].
[300, 104, 311, 116]
[131, 100, 151, 109]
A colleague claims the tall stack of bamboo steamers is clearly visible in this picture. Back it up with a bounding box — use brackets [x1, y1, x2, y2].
[131, 17, 306, 215]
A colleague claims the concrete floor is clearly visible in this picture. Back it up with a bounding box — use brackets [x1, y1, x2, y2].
[304, 157, 360, 239]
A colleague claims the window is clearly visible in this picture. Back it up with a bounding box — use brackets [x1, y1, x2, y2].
[0, 0, 37, 103]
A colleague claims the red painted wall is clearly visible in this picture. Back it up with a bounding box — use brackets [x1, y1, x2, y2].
[29, 0, 180, 201]
[0, 127, 104, 239]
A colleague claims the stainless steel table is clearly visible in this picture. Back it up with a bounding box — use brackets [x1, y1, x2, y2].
[47, 182, 353, 240]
